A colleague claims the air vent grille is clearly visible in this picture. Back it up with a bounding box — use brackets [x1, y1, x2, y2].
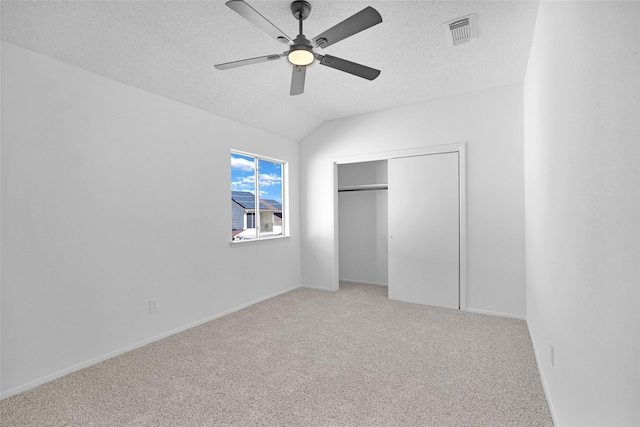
[450, 18, 470, 42]
[444, 14, 477, 46]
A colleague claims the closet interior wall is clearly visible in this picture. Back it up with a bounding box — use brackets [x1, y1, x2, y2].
[337, 161, 388, 286]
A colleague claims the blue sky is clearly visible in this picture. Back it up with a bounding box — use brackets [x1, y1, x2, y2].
[230, 153, 283, 202]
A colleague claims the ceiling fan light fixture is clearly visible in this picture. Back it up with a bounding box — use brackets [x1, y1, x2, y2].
[288, 47, 314, 66]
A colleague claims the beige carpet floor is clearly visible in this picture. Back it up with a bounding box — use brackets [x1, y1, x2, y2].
[1, 282, 553, 426]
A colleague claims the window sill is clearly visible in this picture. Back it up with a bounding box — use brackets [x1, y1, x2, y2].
[230, 235, 292, 247]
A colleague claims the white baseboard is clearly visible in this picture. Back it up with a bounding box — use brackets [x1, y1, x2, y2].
[526, 321, 559, 427]
[339, 278, 388, 287]
[300, 284, 335, 291]
[1, 284, 300, 400]
[466, 307, 526, 320]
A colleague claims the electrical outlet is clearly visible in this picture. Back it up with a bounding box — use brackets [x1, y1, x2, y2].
[550, 343, 555, 367]
[149, 298, 159, 314]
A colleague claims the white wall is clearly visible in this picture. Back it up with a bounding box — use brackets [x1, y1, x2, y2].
[0, 42, 301, 397]
[300, 84, 526, 317]
[524, 2, 640, 426]
[338, 161, 388, 285]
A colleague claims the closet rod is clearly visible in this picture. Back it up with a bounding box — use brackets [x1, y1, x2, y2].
[338, 184, 388, 192]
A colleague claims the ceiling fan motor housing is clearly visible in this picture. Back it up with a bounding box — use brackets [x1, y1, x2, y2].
[290, 34, 313, 51]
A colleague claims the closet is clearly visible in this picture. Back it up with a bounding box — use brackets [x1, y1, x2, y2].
[337, 151, 461, 310]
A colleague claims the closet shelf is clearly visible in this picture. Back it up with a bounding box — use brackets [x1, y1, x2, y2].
[338, 184, 388, 192]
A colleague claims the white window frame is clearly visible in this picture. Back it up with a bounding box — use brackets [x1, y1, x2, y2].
[231, 150, 288, 244]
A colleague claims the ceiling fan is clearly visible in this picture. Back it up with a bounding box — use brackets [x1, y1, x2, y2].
[214, 0, 382, 96]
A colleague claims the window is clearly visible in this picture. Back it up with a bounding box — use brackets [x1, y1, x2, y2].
[231, 151, 286, 241]
[246, 213, 255, 229]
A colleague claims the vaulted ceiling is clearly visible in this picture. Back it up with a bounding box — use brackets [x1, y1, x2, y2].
[1, 1, 539, 141]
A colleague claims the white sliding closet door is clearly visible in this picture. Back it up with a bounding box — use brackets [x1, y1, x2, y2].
[388, 153, 459, 309]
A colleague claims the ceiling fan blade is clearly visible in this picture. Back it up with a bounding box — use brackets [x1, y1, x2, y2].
[226, 0, 292, 44]
[215, 53, 284, 70]
[312, 7, 382, 49]
[290, 66, 306, 96]
[319, 55, 380, 80]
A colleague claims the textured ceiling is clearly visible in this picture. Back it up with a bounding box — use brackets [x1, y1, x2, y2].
[1, 1, 539, 141]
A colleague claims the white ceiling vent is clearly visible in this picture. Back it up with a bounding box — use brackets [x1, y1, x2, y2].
[444, 14, 477, 46]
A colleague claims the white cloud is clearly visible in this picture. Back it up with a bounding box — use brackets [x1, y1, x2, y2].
[231, 157, 255, 171]
[231, 175, 255, 192]
[259, 173, 282, 187]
